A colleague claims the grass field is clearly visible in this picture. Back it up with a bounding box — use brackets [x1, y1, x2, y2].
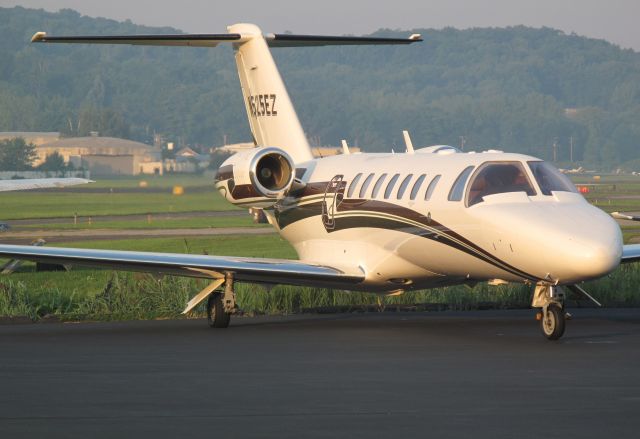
[18, 216, 265, 230]
[0, 190, 235, 219]
[1, 232, 640, 321]
[50, 234, 295, 256]
[1, 173, 640, 321]
[0, 234, 298, 320]
[0, 173, 238, 220]
[577, 175, 640, 213]
[82, 174, 215, 189]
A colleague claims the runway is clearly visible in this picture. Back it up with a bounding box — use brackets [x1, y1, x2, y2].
[1, 309, 640, 438]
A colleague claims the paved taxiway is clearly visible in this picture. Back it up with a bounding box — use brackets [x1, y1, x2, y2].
[1, 309, 640, 438]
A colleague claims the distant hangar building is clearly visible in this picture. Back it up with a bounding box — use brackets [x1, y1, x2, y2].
[34, 136, 163, 176]
[0, 131, 61, 146]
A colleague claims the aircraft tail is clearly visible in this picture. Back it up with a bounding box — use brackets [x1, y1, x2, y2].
[228, 24, 312, 163]
[32, 25, 422, 164]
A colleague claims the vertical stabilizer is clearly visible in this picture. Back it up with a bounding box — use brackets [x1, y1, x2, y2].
[229, 24, 313, 164]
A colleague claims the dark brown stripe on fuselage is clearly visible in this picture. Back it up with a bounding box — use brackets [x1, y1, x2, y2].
[215, 174, 537, 281]
[222, 179, 329, 202]
[274, 195, 538, 280]
[231, 184, 262, 199]
[215, 165, 234, 183]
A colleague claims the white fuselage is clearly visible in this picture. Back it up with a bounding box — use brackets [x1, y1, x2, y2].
[223, 150, 622, 293]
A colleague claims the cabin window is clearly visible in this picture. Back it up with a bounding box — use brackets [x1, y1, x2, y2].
[528, 161, 578, 196]
[425, 175, 441, 201]
[467, 162, 537, 206]
[359, 173, 375, 198]
[397, 174, 413, 199]
[410, 174, 426, 200]
[448, 166, 475, 201]
[384, 174, 400, 199]
[347, 173, 363, 198]
[372, 173, 388, 198]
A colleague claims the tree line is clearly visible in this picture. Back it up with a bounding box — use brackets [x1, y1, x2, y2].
[1, 6, 640, 169]
[0, 137, 69, 172]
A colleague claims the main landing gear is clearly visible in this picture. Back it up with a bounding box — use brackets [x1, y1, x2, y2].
[181, 272, 237, 328]
[207, 276, 237, 328]
[532, 284, 569, 340]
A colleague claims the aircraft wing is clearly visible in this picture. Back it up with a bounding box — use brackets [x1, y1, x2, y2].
[0, 244, 364, 288]
[0, 178, 92, 192]
[611, 213, 640, 263]
[612, 212, 640, 221]
[622, 244, 640, 264]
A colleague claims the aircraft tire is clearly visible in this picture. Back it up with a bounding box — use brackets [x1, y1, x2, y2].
[207, 292, 231, 328]
[541, 303, 565, 340]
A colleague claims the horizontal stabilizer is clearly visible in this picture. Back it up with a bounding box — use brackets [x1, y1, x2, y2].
[31, 32, 241, 47]
[31, 32, 422, 48]
[265, 33, 422, 47]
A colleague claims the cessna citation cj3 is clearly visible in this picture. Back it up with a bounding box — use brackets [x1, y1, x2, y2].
[1, 24, 638, 340]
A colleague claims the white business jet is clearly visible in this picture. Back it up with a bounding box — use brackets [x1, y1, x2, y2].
[0, 176, 91, 233]
[0, 24, 637, 340]
[0, 177, 91, 192]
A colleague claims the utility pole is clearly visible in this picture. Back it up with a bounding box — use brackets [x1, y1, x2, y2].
[459, 136, 466, 151]
[569, 136, 574, 163]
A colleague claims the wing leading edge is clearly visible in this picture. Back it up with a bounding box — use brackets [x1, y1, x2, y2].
[622, 244, 640, 264]
[0, 244, 364, 288]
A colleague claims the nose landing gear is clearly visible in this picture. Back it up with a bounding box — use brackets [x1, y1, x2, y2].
[538, 303, 565, 340]
[532, 284, 567, 340]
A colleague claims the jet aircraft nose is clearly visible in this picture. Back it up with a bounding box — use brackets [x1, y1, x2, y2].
[470, 195, 622, 284]
[531, 203, 622, 283]
[562, 228, 622, 282]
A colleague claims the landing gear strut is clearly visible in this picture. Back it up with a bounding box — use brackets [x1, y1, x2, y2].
[207, 273, 237, 328]
[532, 284, 567, 340]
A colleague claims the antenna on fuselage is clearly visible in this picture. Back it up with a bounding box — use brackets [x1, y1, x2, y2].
[402, 130, 415, 154]
[341, 139, 351, 155]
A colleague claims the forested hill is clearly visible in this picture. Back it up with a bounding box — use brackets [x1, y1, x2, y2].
[2, 6, 640, 169]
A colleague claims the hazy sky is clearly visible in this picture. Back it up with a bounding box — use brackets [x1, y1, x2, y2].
[2, 0, 640, 50]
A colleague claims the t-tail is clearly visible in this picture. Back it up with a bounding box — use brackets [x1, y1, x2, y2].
[229, 23, 312, 163]
[32, 24, 421, 165]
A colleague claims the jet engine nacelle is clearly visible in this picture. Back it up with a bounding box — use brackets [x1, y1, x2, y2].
[215, 146, 295, 207]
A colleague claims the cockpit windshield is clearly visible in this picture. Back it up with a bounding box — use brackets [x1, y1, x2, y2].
[528, 161, 578, 195]
[467, 162, 536, 206]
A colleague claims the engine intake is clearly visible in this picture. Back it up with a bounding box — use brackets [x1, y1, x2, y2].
[215, 146, 297, 207]
[251, 149, 294, 197]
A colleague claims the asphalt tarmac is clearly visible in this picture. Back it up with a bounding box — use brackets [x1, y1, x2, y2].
[1, 309, 640, 438]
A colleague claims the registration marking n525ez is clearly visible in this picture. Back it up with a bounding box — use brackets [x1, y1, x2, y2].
[248, 94, 277, 117]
